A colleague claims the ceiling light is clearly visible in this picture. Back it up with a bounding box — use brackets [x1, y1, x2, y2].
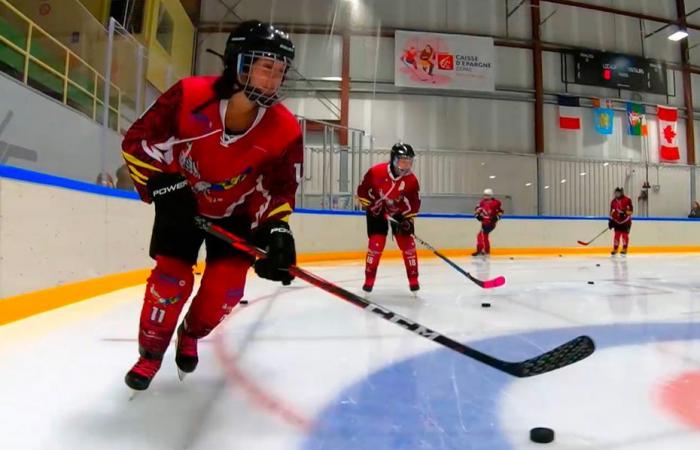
[489, 175, 496, 179]
[669, 29, 689, 41]
[580, 172, 587, 176]
[525, 182, 532, 187]
[561, 179, 567, 183]
[544, 185, 550, 189]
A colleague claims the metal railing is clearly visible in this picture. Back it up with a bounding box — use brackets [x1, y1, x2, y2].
[297, 117, 368, 210]
[0, 0, 121, 130]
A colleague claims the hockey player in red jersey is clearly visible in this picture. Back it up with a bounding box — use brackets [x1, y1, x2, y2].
[609, 187, 633, 256]
[472, 188, 503, 257]
[356, 143, 421, 293]
[120, 21, 302, 391]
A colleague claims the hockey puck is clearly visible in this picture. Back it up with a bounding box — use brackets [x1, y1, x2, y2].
[239, 300, 249, 305]
[509, 257, 514, 260]
[481, 302, 491, 308]
[587, 281, 594, 285]
[596, 263, 601, 267]
[530, 427, 555, 444]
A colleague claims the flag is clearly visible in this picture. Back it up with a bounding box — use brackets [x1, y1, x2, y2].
[592, 98, 613, 109]
[626, 102, 645, 135]
[557, 95, 581, 130]
[593, 107, 614, 135]
[657, 105, 679, 161]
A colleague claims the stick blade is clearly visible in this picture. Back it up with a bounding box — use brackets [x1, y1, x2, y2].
[481, 276, 506, 289]
[508, 335, 595, 378]
[577, 240, 590, 246]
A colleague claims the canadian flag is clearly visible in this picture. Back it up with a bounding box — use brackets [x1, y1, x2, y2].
[657, 105, 679, 161]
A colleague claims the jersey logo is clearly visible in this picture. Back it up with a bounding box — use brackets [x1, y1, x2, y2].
[193, 166, 253, 194]
[179, 143, 201, 178]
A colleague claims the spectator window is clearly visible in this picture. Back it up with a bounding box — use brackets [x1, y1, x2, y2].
[109, 0, 145, 34]
[155, 4, 174, 54]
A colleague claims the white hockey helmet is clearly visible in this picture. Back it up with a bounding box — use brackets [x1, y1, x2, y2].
[483, 188, 494, 197]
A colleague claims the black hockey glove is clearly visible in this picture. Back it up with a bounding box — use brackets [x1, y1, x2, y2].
[254, 221, 296, 285]
[608, 219, 615, 230]
[391, 213, 415, 236]
[147, 173, 196, 219]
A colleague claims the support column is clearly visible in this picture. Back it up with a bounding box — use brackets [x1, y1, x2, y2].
[531, 0, 544, 154]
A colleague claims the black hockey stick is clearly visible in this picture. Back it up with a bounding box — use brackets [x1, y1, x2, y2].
[196, 217, 595, 377]
[577, 227, 609, 246]
[385, 216, 505, 289]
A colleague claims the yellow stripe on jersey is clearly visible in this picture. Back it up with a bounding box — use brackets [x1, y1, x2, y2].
[267, 203, 293, 219]
[405, 212, 418, 219]
[130, 174, 147, 186]
[127, 164, 149, 183]
[122, 151, 164, 173]
[358, 197, 370, 205]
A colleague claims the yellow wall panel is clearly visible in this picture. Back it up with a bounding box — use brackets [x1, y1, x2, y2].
[144, 0, 194, 92]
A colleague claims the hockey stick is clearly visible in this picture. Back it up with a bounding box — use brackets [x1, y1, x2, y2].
[577, 227, 609, 246]
[385, 216, 505, 289]
[196, 217, 594, 377]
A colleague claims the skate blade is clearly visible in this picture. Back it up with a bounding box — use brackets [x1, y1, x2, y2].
[177, 368, 188, 382]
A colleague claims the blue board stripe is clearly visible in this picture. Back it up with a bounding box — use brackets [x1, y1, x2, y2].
[3, 164, 699, 222]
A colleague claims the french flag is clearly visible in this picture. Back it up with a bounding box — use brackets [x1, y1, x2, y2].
[557, 95, 581, 130]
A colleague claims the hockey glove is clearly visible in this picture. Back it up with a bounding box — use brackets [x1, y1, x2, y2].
[608, 219, 615, 230]
[391, 213, 415, 236]
[254, 221, 296, 285]
[147, 173, 196, 219]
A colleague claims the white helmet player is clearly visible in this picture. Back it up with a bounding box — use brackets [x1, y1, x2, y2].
[483, 188, 494, 197]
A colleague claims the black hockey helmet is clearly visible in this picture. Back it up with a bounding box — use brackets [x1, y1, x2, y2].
[216, 20, 295, 107]
[390, 142, 415, 176]
[614, 187, 624, 198]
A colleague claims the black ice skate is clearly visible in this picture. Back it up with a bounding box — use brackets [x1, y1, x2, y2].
[175, 323, 199, 381]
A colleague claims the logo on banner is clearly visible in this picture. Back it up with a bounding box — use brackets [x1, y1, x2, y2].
[437, 53, 454, 70]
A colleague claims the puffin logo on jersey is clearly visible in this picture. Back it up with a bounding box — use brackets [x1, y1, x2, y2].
[179, 143, 201, 178]
[149, 285, 183, 306]
[193, 167, 253, 193]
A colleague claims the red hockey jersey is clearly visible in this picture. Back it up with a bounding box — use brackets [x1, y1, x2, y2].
[121, 76, 302, 227]
[476, 198, 503, 226]
[356, 163, 420, 218]
[610, 196, 633, 223]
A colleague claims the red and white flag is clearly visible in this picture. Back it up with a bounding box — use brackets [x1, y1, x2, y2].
[657, 105, 679, 161]
[557, 95, 581, 130]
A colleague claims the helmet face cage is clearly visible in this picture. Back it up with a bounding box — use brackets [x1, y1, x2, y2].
[236, 51, 292, 107]
[392, 155, 414, 176]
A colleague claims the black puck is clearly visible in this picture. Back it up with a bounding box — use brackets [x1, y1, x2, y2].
[530, 427, 555, 443]
[587, 281, 594, 285]
[239, 300, 249, 305]
[558, 254, 562, 257]
[481, 302, 491, 308]
[596, 264, 601, 267]
[509, 257, 514, 260]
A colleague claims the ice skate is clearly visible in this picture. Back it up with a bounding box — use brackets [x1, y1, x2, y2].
[175, 323, 198, 381]
[125, 355, 162, 394]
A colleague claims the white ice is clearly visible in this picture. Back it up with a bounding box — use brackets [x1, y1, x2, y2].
[2, 254, 700, 449]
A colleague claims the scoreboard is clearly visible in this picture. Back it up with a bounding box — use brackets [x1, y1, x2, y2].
[573, 50, 667, 95]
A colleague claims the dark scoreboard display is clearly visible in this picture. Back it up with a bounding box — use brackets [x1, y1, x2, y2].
[574, 50, 667, 95]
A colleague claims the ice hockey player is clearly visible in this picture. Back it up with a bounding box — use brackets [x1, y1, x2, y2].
[609, 187, 633, 256]
[472, 188, 503, 257]
[356, 142, 421, 293]
[120, 20, 302, 391]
